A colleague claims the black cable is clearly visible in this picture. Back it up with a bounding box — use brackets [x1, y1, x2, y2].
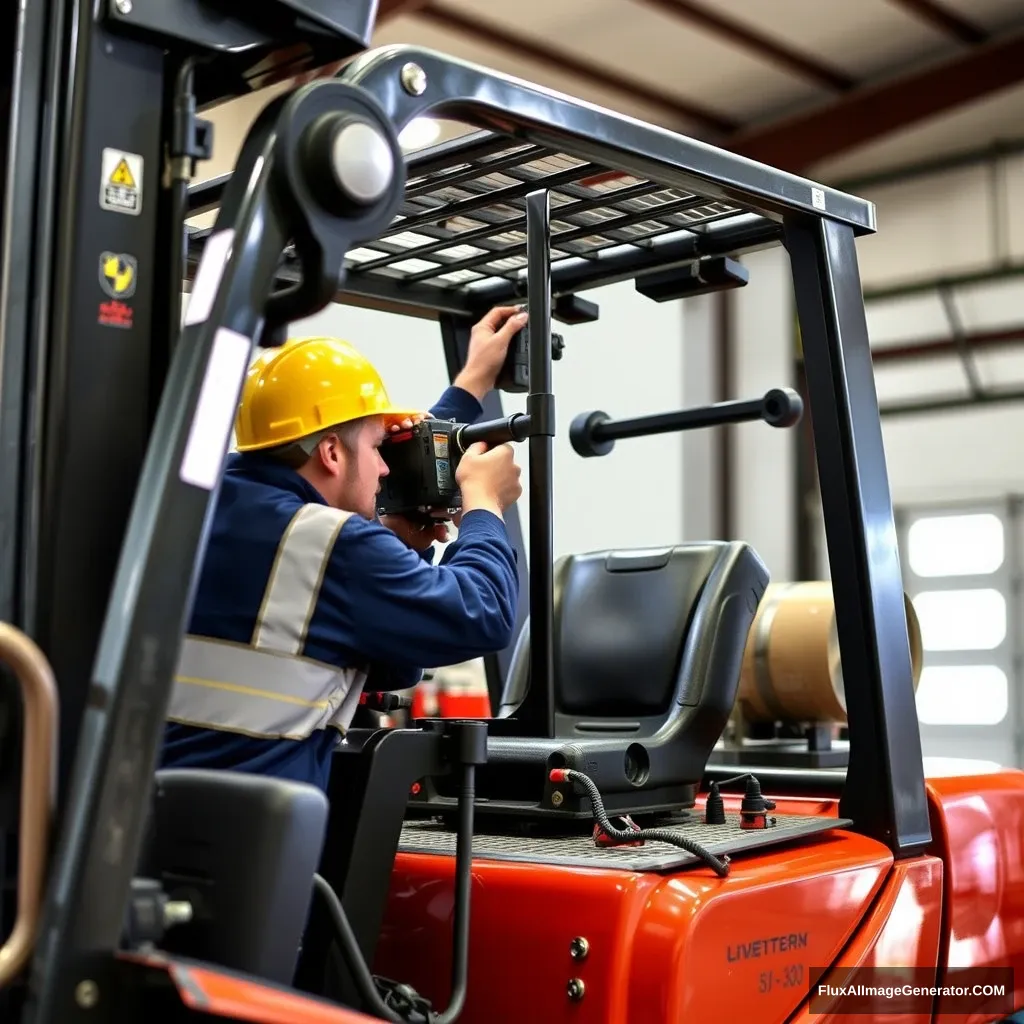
[311, 759, 476, 1024]
[715, 772, 755, 787]
[550, 768, 731, 877]
[312, 873, 406, 1024]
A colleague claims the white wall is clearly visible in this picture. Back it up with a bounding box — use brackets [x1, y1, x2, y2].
[680, 247, 795, 582]
[287, 280, 687, 560]
[862, 152, 1024, 509]
[732, 247, 795, 580]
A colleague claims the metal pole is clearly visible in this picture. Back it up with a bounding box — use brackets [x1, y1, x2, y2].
[525, 189, 555, 737]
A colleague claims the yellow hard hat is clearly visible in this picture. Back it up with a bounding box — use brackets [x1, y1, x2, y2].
[235, 335, 421, 452]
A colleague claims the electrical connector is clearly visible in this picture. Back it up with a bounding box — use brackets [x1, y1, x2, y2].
[704, 781, 726, 825]
[739, 775, 777, 830]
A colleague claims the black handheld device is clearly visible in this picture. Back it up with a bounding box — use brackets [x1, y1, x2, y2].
[376, 414, 531, 521]
[496, 320, 565, 393]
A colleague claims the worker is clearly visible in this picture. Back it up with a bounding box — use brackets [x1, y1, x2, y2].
[159, 305, 528, 793]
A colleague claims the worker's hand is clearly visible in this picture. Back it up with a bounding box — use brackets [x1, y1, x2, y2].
[456, 442, 522, 517]
[380, 513, 450, 551]
[454, 306, 529, 401]
[388, 413, 429, 434]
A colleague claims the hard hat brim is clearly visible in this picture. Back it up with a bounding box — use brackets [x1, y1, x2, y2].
[380, 408, 428, 429]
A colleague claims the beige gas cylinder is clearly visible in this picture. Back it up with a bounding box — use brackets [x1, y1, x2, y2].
[737, 582, 923, 724]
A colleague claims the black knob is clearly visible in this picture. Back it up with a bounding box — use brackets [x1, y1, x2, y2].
[569, 410, 615, 458]
[761, 387, 803, 428]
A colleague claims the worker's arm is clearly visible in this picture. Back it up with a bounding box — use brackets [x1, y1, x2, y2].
[319, 508, 519, 672]
[428, 385, 482, 424]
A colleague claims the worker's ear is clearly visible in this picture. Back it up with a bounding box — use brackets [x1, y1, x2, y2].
[315, 432, 345, 475]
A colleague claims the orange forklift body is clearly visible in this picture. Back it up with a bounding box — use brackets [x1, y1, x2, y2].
[129, 768, 1023, 1023]
[363, 772, 1024, 1024]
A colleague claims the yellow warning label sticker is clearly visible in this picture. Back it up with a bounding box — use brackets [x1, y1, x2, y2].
[108, 158, 135, 188]
[100, 148, 143, 216]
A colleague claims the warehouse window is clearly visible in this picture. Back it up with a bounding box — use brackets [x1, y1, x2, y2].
[912, 588, 1006, 651]
[907, 513, 1004, 577]
[916, 665, 1008, 726]
[896, 500, 1015, 739]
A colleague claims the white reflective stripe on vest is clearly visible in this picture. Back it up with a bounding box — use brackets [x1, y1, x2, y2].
[169, 637, 367, 739]
[169, 502, 370, 739]
[253, 504, 351, 655]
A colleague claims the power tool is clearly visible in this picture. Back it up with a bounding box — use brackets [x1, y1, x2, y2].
[376, 413, 531, 521]
[376, 316, 563, 520]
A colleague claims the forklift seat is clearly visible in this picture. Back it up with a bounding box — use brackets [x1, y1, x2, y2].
[499, 541, 767, 729]
[468, 541, 768, 817]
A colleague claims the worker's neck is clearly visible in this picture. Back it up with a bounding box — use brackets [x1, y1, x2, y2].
[295, 463, 332, 503]
[295, 462, 361, 517]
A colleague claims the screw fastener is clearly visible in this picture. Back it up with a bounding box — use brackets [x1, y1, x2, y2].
[570, 936, 590, 960]
[550, 790, 564, 806]
[400, 62, 427, 96]
[567, 978, 585, 1001]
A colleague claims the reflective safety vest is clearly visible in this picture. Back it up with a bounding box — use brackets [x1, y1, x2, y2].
[168, 504, 368, 740]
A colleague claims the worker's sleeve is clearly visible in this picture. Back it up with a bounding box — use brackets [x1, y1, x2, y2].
[428, 385, 484, 424]
[319, 509, 519, 674]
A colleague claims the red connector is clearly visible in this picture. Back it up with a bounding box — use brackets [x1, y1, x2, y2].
[549, 769, 569, 783]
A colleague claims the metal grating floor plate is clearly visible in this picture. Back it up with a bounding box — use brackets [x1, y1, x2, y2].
[398, 813, 853, 873]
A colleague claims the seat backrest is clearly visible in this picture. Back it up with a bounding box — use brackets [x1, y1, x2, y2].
[500, 542, 767, 736]
[139, 769, 329, 985]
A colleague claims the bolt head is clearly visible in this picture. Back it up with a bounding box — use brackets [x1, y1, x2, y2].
[550, 790, 564, 806]
[570, 936, 590, 960]
[330, 120, 394, 205]
[400, 62, 427, 96]
[567, 977, 585, 1001]
[75, 980, 99, 1009]
[114, 0, 132, 13]
[164, 899, 194, 926]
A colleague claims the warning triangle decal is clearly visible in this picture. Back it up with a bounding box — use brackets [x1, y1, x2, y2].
[109, 158, 135, 188]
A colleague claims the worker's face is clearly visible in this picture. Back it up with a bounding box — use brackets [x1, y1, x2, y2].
[321, 416, 389, 518]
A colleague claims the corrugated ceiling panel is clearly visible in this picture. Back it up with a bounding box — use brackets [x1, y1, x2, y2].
[373, 15, 699, 129]
[701, 0, 957, 79]
[432, 0, 829, 122]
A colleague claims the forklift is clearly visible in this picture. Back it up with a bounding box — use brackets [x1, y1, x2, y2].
[1, 1, 1023, 1022]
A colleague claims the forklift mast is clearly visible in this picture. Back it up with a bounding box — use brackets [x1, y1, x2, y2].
[0, 1, 932, 1021]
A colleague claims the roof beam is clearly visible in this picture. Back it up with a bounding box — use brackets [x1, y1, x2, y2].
[872, 325, 1024, 363]
[415, 5, 738, 134]
[884, 0, 988, 45]
[728, 25, 1024, 172]
[634, 0, 856, 92]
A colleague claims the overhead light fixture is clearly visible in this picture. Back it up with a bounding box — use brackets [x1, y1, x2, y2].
[398, 117, 441, 151]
